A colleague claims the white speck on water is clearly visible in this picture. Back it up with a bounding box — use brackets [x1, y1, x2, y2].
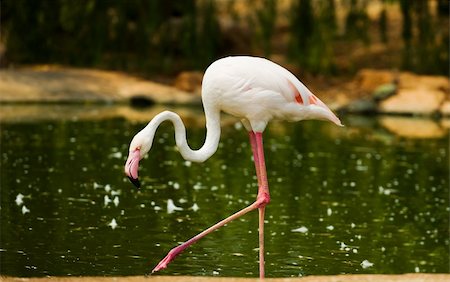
[191, 203, 200, 212]
[111, 190, 121, 196]
[326, 225, 334, 231]
[93, 182, 102, 189]
[21, 205, 30, 214]
[292, 226, 308, 233]
[154, 206, 162, 211]
[104, 184, 111, 193]
[351, 223, 356, 228]
[179, 198, 187, 204]
[173, 182, 180, 189]
[15, 194, 24, 206]
[212, 270, 219, 275]
[184, 161, 192, 167]
[353, 248, 358, 253]
[232, 252, 244, 257]
[113, 197, 119, 207]
[167, 199, 183, 214]
[234, 122, 243, 130]
[360, 259, 374, 269]
[221, 164, 227, 170]
[327, 208, 333, 216]
[339, 242, 347, 250]
[378, 186, 396, 195]
[356, 165, 368, 171]
[58, 189, 62, 193]
[211, 185, 218, 191]
[109, 218, 118, 229]
[104, 195, 111, 206]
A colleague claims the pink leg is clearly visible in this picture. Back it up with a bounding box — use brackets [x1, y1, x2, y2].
[254, 132, 270, 279]
[249, 131, 261, 187]
[152, 200, 262, 273]
[250, 131, 270, 278]
[152, 132, 270, 278]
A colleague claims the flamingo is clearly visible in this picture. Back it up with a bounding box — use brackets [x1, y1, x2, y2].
[124, 56, 342, 278]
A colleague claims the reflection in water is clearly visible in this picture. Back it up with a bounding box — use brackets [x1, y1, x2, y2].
[0, 105, 448, 277]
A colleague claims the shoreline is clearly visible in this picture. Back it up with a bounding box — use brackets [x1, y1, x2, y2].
[0, 65, 448, 117]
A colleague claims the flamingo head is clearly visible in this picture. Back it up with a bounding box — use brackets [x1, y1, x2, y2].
[124, 131, 153, 188]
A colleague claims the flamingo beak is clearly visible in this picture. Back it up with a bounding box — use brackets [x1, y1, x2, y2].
[125, 148, 141, 188]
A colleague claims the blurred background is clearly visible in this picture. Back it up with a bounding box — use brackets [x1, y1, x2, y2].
[0, 0, 449, 279]
[1, 0, 448, 76]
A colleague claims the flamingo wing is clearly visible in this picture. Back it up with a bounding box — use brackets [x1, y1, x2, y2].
[208, 56, 314, 106]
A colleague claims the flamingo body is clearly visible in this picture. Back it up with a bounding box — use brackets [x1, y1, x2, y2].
[124, 56, 342, 278]
[202, 56, 341, 132]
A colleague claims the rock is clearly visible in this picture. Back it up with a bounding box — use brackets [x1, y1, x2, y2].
[355, 69, 395, 93]
[339, 69, 397, 113]
[399, 73, 449, 92]
[174, 71, 203, 93]
[339, 69, 449, 115]
[344, 98, 378, 114]
[372, 83, 397, 101]
[379, 88, 445, 115]
[378, 72, 449, 115]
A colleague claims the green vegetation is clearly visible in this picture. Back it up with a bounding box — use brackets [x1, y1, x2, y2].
[289, 0, 338, 74]
[1, 0, 448, 75]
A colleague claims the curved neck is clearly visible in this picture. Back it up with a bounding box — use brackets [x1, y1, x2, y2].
[143, 108, 221, 163]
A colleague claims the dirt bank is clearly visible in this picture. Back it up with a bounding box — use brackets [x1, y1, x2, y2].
[0, 66, 199, 105]
[0, 65, 449, 117]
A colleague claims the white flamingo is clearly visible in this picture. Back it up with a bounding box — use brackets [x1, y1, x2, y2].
[125, 56, 342, 278]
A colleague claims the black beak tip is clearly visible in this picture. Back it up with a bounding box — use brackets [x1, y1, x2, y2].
[128, 176, 141, 189]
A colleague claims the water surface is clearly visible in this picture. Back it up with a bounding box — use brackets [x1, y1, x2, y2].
[0, 105, 448, 277]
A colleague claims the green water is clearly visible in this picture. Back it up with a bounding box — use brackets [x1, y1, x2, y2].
[0, 105, 448, 277]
